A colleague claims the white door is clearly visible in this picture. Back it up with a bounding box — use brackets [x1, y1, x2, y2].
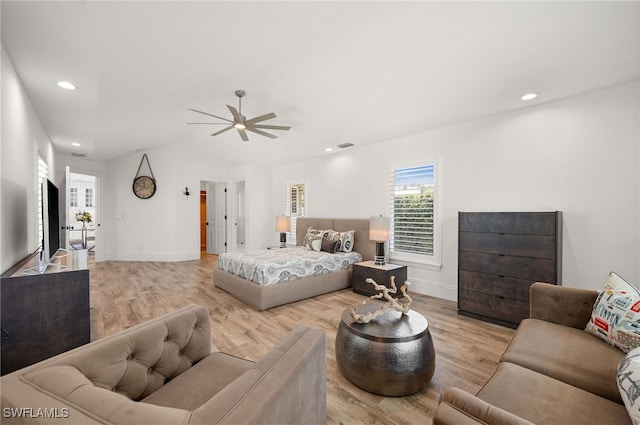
[64, 166, 72, 250]
[206, 182, 227, 254]
[236, 181, 246, 249]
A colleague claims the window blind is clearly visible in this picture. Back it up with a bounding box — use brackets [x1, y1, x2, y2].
[389, 164, 435, 256]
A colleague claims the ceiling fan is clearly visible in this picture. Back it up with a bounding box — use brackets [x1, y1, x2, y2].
[187, 90, 291, 141]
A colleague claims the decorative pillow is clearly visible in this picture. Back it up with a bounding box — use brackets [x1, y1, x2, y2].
[617, 346, 640, 425]
[303, 228, 326, 252]
[585, 272, 640, 353]
[321, 237, 339, 253]
[325, 229, 356, 253]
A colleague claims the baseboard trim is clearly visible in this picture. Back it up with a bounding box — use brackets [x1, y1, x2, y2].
[103, 251, 200, 262]
[407, 277, 457, 302]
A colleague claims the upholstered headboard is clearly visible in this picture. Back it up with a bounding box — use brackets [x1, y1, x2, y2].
[295, 217, 375, 261]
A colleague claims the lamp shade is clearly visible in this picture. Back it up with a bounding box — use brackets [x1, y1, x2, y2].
[369, 216, 390, 242]
[276, 215, 291, 232]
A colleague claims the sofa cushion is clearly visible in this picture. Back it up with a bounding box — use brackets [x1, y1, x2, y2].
[478, 362, 631, 425]
[618, 346, 640, 425]
[585, 272, 640, 353]
[141, 352, 254, 411]
[501, 318, 624, 403]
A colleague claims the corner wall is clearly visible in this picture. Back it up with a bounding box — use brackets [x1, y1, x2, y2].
[272, 82, 640, 299]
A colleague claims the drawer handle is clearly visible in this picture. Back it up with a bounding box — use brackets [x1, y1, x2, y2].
[1, 328, 9, 341]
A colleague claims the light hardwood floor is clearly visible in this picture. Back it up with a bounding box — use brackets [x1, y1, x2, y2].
[88, 253, 514, 425]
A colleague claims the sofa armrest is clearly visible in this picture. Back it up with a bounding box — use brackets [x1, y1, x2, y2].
[191, 325, 326, 425]
[434, 388, 534, 425]
[529, 282, 598, 329]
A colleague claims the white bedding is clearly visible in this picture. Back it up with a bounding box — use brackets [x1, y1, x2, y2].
[216, 246, 363, 286]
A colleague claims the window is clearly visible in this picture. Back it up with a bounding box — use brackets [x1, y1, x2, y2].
[388, 161, 439, 266]
[37, 156, 48, 248]
[85, 188, 94, 207]
[284, 183, 305, 240]
[70, 188, 78, 207]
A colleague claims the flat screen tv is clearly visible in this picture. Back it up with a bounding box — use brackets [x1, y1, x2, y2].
[41, 178, 60, 262]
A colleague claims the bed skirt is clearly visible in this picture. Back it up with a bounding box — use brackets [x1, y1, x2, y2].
[213, 267, 352, 311]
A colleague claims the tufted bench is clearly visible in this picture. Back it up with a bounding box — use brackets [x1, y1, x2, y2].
[0, 305, 327, 424]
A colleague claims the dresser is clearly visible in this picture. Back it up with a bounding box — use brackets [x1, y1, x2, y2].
[0, 249, 90, 375]
[458, 212, 562, 328]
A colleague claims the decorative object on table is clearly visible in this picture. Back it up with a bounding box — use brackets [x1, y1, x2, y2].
[369, 216, 390, 265]
[187, 90, 291, 141]
[74, 210, 92, 228]
[132, 153, 157, 199]
[275, 215, 291, 248]
[350, 275, 412, 324]
[335, 302, 436, 396]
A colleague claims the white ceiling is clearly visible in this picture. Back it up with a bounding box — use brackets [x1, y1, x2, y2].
[2, 1, 638, 167]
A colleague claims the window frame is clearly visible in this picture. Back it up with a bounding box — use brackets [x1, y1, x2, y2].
[284, 181, 306, 242]
[387, 158, 441, 270]
[69, 187, 78, 207]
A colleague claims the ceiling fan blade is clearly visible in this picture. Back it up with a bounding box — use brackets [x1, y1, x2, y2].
[187, 122, 233, 125]
[246, 127, 278, 139]
[226, 105, 244, 124]
[245, 112, 276, 125]
[253, 124, 292, 131]
[237, 127, 249, 141]
[211, 125, 234, 136]
[188, 108, 233, 123]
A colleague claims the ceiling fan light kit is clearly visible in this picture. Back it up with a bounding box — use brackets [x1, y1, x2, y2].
[188, 90, 291, 141]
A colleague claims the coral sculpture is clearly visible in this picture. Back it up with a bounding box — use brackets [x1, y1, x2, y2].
[350, 276, 412, 324]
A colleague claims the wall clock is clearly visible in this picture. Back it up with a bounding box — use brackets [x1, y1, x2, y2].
[133, 154, 156, 199]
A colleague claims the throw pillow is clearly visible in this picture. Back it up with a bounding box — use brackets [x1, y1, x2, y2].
[585, 272, 640, 353]
[303, 228, 326, 252]
[321, 237, 338, 253]
[325, 229, 356, 253]
[617, 346, 640, 425]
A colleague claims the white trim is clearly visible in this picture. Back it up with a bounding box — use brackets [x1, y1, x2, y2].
[407, 276, 456, 302]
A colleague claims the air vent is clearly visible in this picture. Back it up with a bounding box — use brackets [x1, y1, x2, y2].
[71, 152, 87, 157]
[337, 142, 354, 149]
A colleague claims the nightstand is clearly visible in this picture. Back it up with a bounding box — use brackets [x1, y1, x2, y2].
[352, 261, 408, 297]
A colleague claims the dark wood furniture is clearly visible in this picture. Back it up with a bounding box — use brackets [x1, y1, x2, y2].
[458, 212, 562, 328]
[0, 249, 90, 375]
[352, 261, 408, 297]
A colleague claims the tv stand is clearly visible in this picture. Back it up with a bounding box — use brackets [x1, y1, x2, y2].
[0, 249, 90, 375]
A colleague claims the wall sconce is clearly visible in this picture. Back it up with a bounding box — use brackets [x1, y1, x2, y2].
[183, 187, 190, 199]
[369, 216, 391, 265]
[276, 215, 291, 248]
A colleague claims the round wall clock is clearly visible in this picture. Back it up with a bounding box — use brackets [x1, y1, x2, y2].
[133, 154, 157, 199]
[133, 175, 156, 199]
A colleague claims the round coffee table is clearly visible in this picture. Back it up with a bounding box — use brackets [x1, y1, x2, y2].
[335, 302, 436, 396]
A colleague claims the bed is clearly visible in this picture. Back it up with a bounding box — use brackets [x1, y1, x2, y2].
[213, 218, 375, 310]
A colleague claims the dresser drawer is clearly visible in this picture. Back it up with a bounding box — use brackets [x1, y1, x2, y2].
[458, 271, 532, 302]
[459, 232, 557, 259]
[458, 290, 530, 325]
[459, 251, 556, 283]
[459, 212, 559, 235]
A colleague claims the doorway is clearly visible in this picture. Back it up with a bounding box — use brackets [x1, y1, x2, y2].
[200, 181, 227, 255]
[66, 169, 99, 258]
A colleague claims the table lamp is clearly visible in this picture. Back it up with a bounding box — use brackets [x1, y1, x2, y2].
[369, 216, 390, 265]
[276, 215, 291, 248]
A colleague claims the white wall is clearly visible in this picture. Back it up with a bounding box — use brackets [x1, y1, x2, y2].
[1, 46, 56, 273]
[272, 82, 640, 299]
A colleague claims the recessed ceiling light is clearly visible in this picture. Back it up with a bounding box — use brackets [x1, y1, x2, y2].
[520, 92, 538, 101]
[71, 142, 81, 147]
[325, 147, 333, 152]
[57, 81, 78, 90]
